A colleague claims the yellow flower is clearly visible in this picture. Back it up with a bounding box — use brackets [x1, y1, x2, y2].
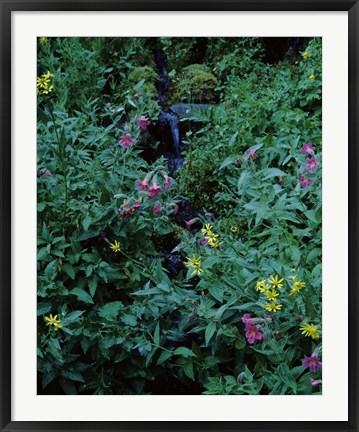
[109, 240, 121, 253]
[268, 275, 284, 289]
[263, 289, 279, 301]
[208, 237, 222, 248]
[201, 224, 213, 236]
[289, 279, 306, 295]
[255, 279, 266, 291]
[230, 226, 238, 233]
[299, 323, 320, 339]
[302, 51, 310, 59]
[263, 299, 282, 312]
[112, 51, 119, 57]
[185, 255, 204, 276]
[45, 314, 62, 329]
[39, 37, 48, 45]
[37, 71, 54, 95]
[309, 74, 315, 80]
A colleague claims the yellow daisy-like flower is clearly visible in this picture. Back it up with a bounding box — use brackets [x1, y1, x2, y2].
[289, 279, 306, 296]
[309, 74, 316, 80]
[185, 255, 204, 276]
[45, 314, 62, 329]
[302, 51, 310, 59]
[39, 37, 48, 45]
[208, 237, 222, 248]
[264, 299, 282, 313]
[268, 275, 284, 289]
[230, 226, 238, 233]
[255, 279, 266, 291]
[299, 323, 320, 339]
[109, 240, 121, 253]
[263, 289, 279, 301]
[201, 224, 213, 236]
[37, 71, 54, 95]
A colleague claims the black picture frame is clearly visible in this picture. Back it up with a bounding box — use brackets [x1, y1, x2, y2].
[1, 1, 358, 431]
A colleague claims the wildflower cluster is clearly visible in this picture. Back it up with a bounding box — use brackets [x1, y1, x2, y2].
[37, 71, 54, 95]
[298, 141, 320, 188]
[118, 198, 141, 218]
[185, 255, 203, 277]
[256, 275, 284, 312]
[200, 224, 222, 248]
[241, 313, 270, 344]
[135, 167, 172, 200]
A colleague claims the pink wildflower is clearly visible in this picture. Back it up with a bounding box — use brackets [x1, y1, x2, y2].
[302, 353, 322, 373]
[132, 200, 141, 211]
[200, 237, 210, 247]
[135, 177, 149, 191]
[306, 156, 319, 173]
[245, 324, 263, 344]
[148, 180, 162, 199]
[245, 149, 258, 159]
[118, 204, 132, 218]
[153, 203, 161, 216]
[163, 174, 172, 189]
[310, 378, 322, 387]
[184, 218, 199, 230]
[134, 93, 142, 99]
[242, 314, 268, 325]
[236, 158, 242, 166]
[299, 174, 314, 188]
[301, 141, 315, 155]
[171, 203, 179, 215]
[119, 134, 134, 148]
[135, 116, 151, 130]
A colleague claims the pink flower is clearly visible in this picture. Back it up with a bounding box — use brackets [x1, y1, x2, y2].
[236, 158, 242, 166]
[302, 353, 322, 372]
[163, 174, 172, 189]
[135, 116, 151, 130]
[245, 324, 263, 344]
[132, 200, 141, 211]
[299, 174, 314, 188]
[148, 180, 162, 199]
[134, 93, 142, 99]
[200, 237, 210, 247]
[310, 378, 322, 387]
[118, 204, 132, 218]
[245, 149, 258, 159]
[135, 177, 149, 191]
[153, 203, 161, 216]
[119, 134, 134, 148]
[184, 218, 199, 230]
[306, 156, 319, 173]
[242, 314, 268, 325]
[301, 141, 315, 155]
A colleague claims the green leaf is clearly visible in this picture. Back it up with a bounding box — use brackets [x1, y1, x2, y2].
[157, 350, 172, 366]
[62, 263, 76, 279]
[121, 314, 137, 326]
[174, 347, 196, 358]
[98, 301, 123, 320]
[61, 370, 85, 383]
[262, 168, 286, 180]
[205, 322, 217, 346]
[61, 311, 84, 325]
[219, 156, 236, 170]
[154, 322, 160, 346]
[88, 277, 98, 297]
[70, 288, 94, 304]
[183, 360, 195, 381]
[82, 215, 92, 232]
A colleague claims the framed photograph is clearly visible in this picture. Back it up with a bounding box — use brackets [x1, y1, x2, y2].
[1, 0, 357, 431]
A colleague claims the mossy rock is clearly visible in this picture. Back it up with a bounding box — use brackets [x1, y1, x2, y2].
[169, 64, 218, 104]
[128, 66, 159, 95]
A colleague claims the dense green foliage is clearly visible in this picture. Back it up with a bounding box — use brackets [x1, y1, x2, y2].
[37, 37, 322, 395]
